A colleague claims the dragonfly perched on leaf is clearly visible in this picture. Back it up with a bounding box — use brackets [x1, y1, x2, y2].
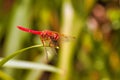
[17, 26, 75, 60]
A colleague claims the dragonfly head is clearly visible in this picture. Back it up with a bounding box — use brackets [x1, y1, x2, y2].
[52, 33, 59, 41]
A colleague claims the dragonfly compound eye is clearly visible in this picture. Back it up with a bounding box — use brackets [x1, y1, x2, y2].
[53, 33, 59, 40]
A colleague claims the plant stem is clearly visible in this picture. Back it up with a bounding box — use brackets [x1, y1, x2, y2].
[0, 45, 42, 67]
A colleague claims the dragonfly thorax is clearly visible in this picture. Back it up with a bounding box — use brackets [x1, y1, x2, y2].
[40, 30, 60, 41]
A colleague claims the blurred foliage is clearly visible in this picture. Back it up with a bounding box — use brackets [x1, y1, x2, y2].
[0, 0, 120, 80]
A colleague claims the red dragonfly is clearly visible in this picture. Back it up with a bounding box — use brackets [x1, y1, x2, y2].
[17, 26, 74, 60]
[17, 26, 60, 47]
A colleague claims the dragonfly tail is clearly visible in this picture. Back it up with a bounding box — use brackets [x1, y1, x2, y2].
[17, 26, 42, 35]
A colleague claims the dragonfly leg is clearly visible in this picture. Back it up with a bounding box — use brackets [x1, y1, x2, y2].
[40, 37, 48, 61]
[49, 40, 53, 47]
[49, 39, 58, 55]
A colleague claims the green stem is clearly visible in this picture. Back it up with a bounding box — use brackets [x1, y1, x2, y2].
[0, 45, 42, 67]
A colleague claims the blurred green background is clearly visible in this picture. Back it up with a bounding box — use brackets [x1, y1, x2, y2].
[0, 0, 120, 80]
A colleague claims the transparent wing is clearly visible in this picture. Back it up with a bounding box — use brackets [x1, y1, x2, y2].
[59, 34, 76, 42]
